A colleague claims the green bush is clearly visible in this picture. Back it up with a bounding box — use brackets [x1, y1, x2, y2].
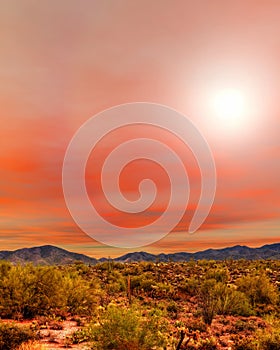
[233, 332, 280, 350]
[0, 264, 25, 318]
[199, 279, 218, 325]
[237, 273, 278, 308]
[214, 283, 253, 316]
[0, 263, 101, 319]
[179, 277, 200, 296]
[205, 268, 230, 283]
[130, 275, 156, 293]
[0, 323, 36, 350]
[71, 328, 91, 344]
[21, 266, 66, 318]
[257, 331, 280, 350]
[106, 270, 127, 293]
[65, 272, 98, 316]
[199, 279, 253, 325]
[197, 336, 218, 350]
[257, 315, 280, 350]
[233, 317, 280, 350]
[90, 305, 168, 350]
[0, 264, 66, 318]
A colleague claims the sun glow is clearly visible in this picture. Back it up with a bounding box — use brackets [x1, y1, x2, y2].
[212, 89, 246, 128]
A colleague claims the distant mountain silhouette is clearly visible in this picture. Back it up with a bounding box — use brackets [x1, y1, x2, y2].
[113, 243, 280, 262]
[0, 245, 97, 265]
[0, 243, 279, 265]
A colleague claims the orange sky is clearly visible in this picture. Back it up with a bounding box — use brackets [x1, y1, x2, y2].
[0, 0, 280, 257]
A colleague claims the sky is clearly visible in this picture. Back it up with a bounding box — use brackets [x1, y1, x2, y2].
[0, 0, 280, 258]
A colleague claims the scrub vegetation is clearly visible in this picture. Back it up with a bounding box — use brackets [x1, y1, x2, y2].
[0, 259, 279, 349]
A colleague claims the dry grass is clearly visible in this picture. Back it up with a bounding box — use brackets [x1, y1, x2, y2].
[17, 341, 46, 350]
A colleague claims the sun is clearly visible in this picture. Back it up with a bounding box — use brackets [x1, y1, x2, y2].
[212, 88, 246, 129]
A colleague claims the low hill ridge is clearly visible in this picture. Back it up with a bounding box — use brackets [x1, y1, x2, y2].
[0, 243, 279, 265]
[0, 245, 98, 265]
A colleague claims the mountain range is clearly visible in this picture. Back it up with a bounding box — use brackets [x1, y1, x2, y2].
[0, 243, 279, 265]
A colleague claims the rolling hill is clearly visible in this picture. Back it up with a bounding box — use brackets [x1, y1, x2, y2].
[0, 242, 279, 265]
[0, 245, 98, 265]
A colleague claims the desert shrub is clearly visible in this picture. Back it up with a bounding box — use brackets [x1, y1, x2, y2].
[233, 332, 280, 350]
[89, 305, 168, 350]
[130, 275, 155, 293]
[71, 328, 91, 344]
[130, 275, 142, 290]
[21, 266, 66, 318]
[186, 318, 207, 332]
[237, 273, 278, 308]
[140, 261, 155, 272]
[0, 261, 12, 278]
[0, 265, 66, 319]
[0, 263, 104, 319]
[205, 268, 230, 283]
[106, 270, 127, 293]
[233, 337, 258, 350]
[257, 315, 280, 350]
[179, 277, 200, 296]
[153, 282, 174, 297]
[64, 272, 98, 316]
[186, 336, 218, 350]
[141, 278, 156, 293]
[0, 323, 36, 350]
[199, 278, 253, 325]
[199, 279, 218, 325]
[166, 301, 179, 319]
[72, 261, 91, 274]
[197, 260, 216, 268]
[17, 341, 45, 350]
[233, 315, 280, 350]
[0, 265, 25, 318]
[233, 320, 257, 332]
[214, 283, 253, 316]
[167, 300, 179, 314]
[197, 336, 218, 350]
[256, 330, 280, 350]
